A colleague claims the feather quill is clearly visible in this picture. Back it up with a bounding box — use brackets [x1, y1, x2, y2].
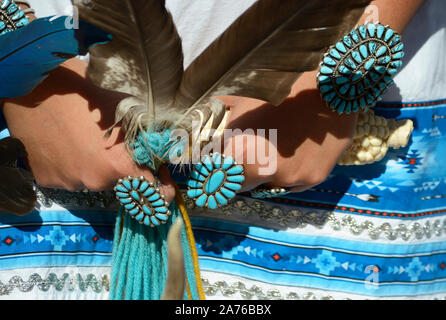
[72, 0, 184, 141]
[175, 0, 372, 110]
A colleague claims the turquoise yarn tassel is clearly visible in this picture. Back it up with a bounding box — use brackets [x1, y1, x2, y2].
[110, 201, 200, 300]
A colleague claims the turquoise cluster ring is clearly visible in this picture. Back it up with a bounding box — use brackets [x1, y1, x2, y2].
[114, 176, 171, 228]
[317, 22, 404, 114]
[0, 0, 30, 35]
[187, 153, 245, 210]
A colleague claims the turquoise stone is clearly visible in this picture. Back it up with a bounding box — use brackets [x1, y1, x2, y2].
[212, 153, 222, 168]
[319, 85, 332, 93]
[207, 196, 218, 210]
[12, 9, 24, 20]
[143, 216, 151, 226]
[226, 165, 243, 175]
[135, 213, 144, 222]
[155, 214, 168, 222]
[148, 193, 160, 202]
[195, 194, 208, 207]
[387, 68, 398, 75]
[1, 1, 10, 10]
[336, 42, 347, 53]
[0, 21, 5, 30]
[352, 100, 359, 112]
[377, 24, 385, 38]
[190, 169, 205, 182]
[205, 170, 225, 194]
[15, 17, 28, 28]
[7, 3, 17, 14]
[139, 181, 149, 192]
[320, 66, 334, 74]
[339, 84, 350, 95]
[359, 45, 368, 59]
[150, 216, 160, 227]
[120, 198, 132, 204]
[368, 42, 377, 54]
[116, 192, 129, 198]
[221, 157, 234, 170]
[349, 86, 356, 98]
[129, 208, 139, 216]
[350, 30, 360, 43]
[335, 76, 349, 85]
[359, 25, 367, 39]
[330, 49, 341, 59]
[143, 205, 152, 215]
[337, 101, 346, 114]
[339, 65, 351, 75]
[203, 156, 214, 172]
[125, 203, 136, 210]
[391, 61, 403, 68]
[224, 182, 242, 191]
[220, 188, 236, 199]
[123, 180, 132, 190]
[323, 91, 336, 102]
[367, 24, 376, 37]
[352, 71, 363, 82]
[143, 187, 155, 197]
[155, 206, 168, 214]
[364, 58, 375, 71]
[344, 58, 356, 69]
[116, 185, 128, 192]
[318, 75, 330, 84]
[378, 56, 391, 64]
[393, 52, 405, 59]
[345, 102, 352, 114]
[375, 46, 387, 57]
[392, 43, 404, 53]
[151, 199, 165, 207]
[187, 179, 202, 189]
[323, 56, 337, 66]
[385, 29, 394, 42]
[132, 179, 140, 189]
[196, 163, 210, 176]
[227, 175, 245, 184]
[352, 51, 363, 64]
[374, 65, 387, 74]
[130, 190, 140, 201]
[343, 36, 353, 48]
[187, 189, 203, 199]
[215, 192, 228, 206]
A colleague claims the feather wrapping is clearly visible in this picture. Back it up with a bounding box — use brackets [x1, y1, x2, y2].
[72, 0, 184, 141]
[0, 16, 110, 98]
[175, 0, 372, 109]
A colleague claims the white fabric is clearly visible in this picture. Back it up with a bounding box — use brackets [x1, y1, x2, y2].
[29, 0, 446, 102]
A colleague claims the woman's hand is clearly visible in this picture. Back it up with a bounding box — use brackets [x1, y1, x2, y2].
[218, 70, 357, 193]
[2, 58, 176, 203]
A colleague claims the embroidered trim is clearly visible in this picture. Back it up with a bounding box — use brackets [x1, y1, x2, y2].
[35, 185, 118, 209]
[201, 278, 446, 300]
[201, 278, 341, 300]
[186, 195, 446, 241]
[0, 273, 110, 296]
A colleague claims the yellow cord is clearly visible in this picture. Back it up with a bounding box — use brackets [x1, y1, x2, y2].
[174, 184, 206, 300]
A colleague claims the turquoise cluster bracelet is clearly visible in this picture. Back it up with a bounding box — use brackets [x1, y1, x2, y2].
[0, 0, 31, 35]
[317, 22, 404, 114]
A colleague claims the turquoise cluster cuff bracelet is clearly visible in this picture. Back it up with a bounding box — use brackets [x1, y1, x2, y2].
[317, 22, 404, 114]
[114, 176, 171, 228]
[0, 0, 31, 35]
